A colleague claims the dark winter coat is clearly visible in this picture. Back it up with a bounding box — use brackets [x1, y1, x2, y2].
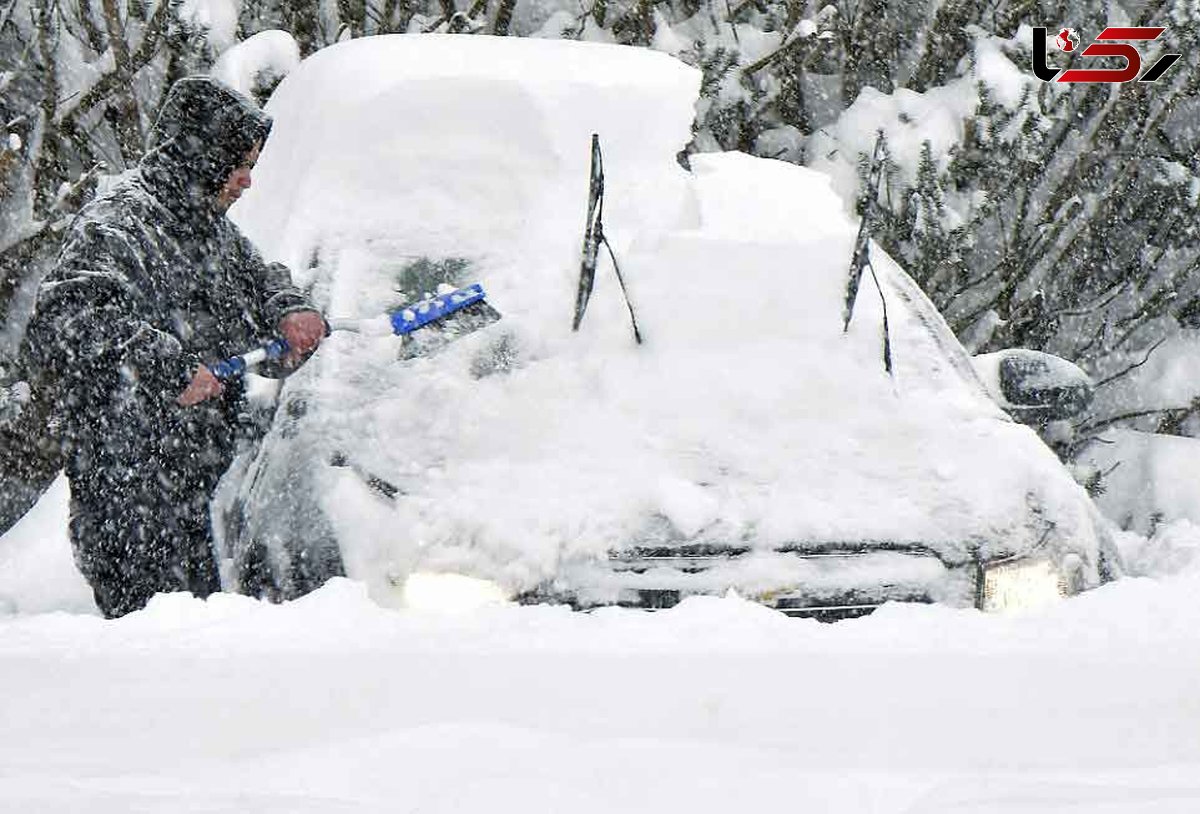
[24, 77, 314, 616]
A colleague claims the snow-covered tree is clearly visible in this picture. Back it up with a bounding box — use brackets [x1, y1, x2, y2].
[1, 0, 200, 356]
[808, 1, 1200, 467]
[0, 0, 300, 356]
[9, 0, 1200, 484]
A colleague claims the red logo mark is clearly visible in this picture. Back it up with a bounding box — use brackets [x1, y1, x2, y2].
[1033, 26, 1180, 84]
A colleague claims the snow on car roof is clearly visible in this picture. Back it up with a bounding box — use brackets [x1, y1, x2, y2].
[237, 34, 699, 289]
[233, 35, 1103, 597]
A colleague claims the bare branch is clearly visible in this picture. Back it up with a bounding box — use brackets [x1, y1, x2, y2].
[493, 0, 516, 35]
[1051, 280, 1129, 320]
[58, 0, 171, 133]
[377, 0, 399, 31]
[722, 0, 740, 46]
[1076, 406, 1186, 437]
[465, 0, 486, 19]
[727, 0, 763, 22]
[1093, 336, 1167, 389]
[65, 0, 106, 53]
[1, 0, 22, 30]
[100, 0, 131, 70]
[99, 0, 143, 165]
[743, 30, 813, 76]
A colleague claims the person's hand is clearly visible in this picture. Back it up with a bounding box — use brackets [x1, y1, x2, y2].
[178, 365, 223, 407]
[279, 310, 325, 368]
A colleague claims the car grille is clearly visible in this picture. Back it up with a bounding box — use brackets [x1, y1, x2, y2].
[519, 543, 974, 620]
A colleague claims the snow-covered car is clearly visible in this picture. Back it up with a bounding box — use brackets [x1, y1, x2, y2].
[224, 35, 1119, 619]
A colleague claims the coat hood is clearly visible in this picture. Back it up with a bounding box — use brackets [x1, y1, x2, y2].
[140, 77, 272, 220]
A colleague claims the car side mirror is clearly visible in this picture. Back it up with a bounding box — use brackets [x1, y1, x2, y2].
[972, 349, 1094, 421]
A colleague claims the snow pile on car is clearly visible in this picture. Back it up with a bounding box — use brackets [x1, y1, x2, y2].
[237, 33, 697, 309]
[233, 36, 1106, 600]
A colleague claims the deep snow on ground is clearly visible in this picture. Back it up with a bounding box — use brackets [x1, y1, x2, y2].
[3, 478, 1200, 812]
[3, 565, 1200, 812]
[0, 476, 92, 615]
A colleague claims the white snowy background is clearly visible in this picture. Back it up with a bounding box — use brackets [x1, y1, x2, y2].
[4, 23, 1200, 814]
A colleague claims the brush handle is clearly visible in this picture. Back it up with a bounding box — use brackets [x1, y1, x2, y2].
[210, 283, 489, 380]
[209, 337, 291, 381]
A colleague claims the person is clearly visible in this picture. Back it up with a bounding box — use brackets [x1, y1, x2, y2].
[25, 76, 325, 618]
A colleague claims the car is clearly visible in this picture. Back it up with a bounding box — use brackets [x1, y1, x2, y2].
[222, 34, 1120, 619]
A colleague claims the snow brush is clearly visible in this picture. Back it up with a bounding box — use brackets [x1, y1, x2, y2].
[210, 283, 498, 380]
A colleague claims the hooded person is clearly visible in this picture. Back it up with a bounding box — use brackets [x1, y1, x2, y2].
[24, 76, 327, 618]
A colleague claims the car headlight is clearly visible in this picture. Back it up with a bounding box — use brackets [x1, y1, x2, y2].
[978, 558, 1067, 614]
[401, 572, 510, 612]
